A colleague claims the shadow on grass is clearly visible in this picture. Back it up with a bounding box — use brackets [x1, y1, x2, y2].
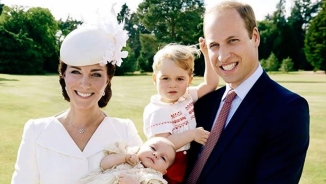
[0, 77, 19, 85]
[0, 77, 19, 82]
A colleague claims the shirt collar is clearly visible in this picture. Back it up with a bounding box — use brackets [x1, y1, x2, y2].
[150, 93, 189, 105]
[223, 63, 263, 101]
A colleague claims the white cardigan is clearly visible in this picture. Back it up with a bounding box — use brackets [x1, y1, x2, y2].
[11, 116, 143, 184]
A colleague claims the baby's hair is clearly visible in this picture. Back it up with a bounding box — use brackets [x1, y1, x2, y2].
[152, 43, 201, 76]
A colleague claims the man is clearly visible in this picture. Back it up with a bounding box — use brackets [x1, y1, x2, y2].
[185, 1, 310, 183]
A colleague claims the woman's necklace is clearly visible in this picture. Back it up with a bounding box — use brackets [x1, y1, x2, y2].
[67, 112, 105, 134]
[69, 121, 88, 134]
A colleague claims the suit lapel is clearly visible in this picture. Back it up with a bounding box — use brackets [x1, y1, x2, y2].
[200, 72, 271, 179]
[83, 118, 117, 157]
[36, 117, 114, 159]
[36, 118, 85, 159]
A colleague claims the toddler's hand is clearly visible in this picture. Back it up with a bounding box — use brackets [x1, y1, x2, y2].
[198, 37, 208, 58]
[125, 154, 139, 166]
[194, 127, 210, 145]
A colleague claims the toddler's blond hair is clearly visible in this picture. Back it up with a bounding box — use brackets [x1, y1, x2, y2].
[152, 43, 200, 76]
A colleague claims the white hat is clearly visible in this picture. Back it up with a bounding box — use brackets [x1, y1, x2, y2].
[60, 8, 128, 67]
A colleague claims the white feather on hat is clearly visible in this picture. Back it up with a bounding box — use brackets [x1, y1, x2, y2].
[60, 4, 128, 67]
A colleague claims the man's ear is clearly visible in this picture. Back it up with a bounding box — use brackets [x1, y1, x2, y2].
[252, 27, 260, 46]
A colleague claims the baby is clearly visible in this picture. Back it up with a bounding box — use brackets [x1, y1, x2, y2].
[78, 137, 176, 184]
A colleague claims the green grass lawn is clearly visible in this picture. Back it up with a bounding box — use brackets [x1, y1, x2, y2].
[0, 72, 325, 183]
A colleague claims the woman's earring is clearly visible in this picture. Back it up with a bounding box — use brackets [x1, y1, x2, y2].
[65, 86, 67, 91]
[102, 92, 105, 96]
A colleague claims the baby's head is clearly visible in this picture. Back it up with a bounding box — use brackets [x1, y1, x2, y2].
[152, 43, 200, 77]
[137, 137, 176, 174]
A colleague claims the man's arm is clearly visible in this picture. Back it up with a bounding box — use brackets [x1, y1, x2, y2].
[255, 96, 309, 183]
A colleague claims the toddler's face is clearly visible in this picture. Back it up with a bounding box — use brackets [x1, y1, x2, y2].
[153, 59, 192, 103]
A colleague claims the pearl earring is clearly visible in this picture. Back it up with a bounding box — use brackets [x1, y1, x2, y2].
[102, 92, 105, 96]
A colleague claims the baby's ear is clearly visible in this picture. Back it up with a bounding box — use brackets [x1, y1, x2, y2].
[162, 170, 167, 175]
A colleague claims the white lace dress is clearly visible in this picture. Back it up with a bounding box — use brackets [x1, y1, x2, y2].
[77, 142, 167, 184]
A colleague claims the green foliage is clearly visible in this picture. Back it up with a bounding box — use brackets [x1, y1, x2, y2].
[117, 4, 145, 73]
[0, 6, 59, 74]
[258, 20, 278, 60]
[286, 0, 321, 70]
[138, 34, 160, 72]
[135, 0, 205, 73]
[0, 26, 44, 74]
[25, 7, 59, 72]
[304, 0, 326, 71]
[126, 13, 144, 60]
[137, 54, 151, 73]
[0, 4, 3, 15]
[115, 45, 137, 75]
[260, 59, 268, 70]
[261, 52, 279, 72]
[259, 0, 321, 71]
[137, 0, 204, 44]
[279, 57, 294, 72]
[57, 16, 83, 46]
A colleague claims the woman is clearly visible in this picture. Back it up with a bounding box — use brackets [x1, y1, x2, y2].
[11, 10, 143, 184]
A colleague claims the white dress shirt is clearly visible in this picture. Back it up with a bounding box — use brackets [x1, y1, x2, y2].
[213, 64, 263, 128]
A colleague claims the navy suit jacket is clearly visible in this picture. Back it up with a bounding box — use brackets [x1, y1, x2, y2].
[185, 71, 309, 184]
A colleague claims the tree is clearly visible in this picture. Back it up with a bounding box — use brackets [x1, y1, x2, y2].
[0, 4, 4, 15]
[137, 0, 204, 44]
[0, 5, 59, 74]
[57, 16, 83, 45]
[25, 7, 59, 72]
[305, 0, 326, 71]
[126, 12, 148, 67]
[137, 34, 160, 72]
[258, 19, 278, 60]
[269, 0, 292, 67]
[287, 0, 321, 70]
[0, 26, 44, 74]
[115, 44, 137, 75]
[136, 0, 205, 74]
[117, 4, 144, 73]
[279, 57, 294, 72]
[262, 52, 279, 72]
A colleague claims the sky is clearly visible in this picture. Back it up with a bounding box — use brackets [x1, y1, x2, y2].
[1, 0, 293, 21]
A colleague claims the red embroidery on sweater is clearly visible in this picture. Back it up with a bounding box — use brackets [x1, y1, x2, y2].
[172, 121, 189, 131]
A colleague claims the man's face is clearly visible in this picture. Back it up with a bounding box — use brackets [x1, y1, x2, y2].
[204, 9, 260, 88]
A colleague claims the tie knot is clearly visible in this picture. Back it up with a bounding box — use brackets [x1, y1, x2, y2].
[225, 90, 236, 103]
